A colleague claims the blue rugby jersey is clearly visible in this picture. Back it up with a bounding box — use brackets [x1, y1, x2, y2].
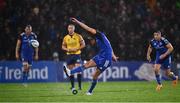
[150, 37, 170, 56]
[18, 32, 37, 54]
[95, 31, 113, 59]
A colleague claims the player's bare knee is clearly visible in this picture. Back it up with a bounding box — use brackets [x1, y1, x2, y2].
[154, 66, 160, 72]
[23, 64, 28, 71]
[70, 74, 74, 77]
[166, 71, 173, 77]
[165, 71, 168, 76]
[67, 64, 74, 70]
[92, 75, 98, 80]
[28, 65, 32, 71]
[83, 63, 89, 69]
[154, 68, 158, 72]
[77, 72, 81, 74]
[154, 69, 160, 75]
[75, 63, 81, 67]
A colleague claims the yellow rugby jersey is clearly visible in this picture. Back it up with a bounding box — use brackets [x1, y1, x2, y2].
[63, 33, 83, 55]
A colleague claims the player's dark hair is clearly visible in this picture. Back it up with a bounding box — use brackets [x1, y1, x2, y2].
[26, 25, 32, 28]
[68, 24, 75, 27]
[155, 31, 161, 35]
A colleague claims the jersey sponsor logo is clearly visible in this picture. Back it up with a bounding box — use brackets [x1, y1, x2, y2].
[76, 59, 81, 63]
[104, 60, 110, 68]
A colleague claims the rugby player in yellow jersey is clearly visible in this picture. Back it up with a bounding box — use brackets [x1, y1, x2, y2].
[62, 24, 85, 90]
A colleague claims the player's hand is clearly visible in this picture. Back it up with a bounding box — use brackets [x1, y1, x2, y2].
[68, 48, 78, 52]
[15, 54, 20, 60]
[34, 55, 39, 60]
[159, 54, 166, 60]
[70, 18, 79, 23]
[112, 55, 119, 62]
[147, 55, 151, 62]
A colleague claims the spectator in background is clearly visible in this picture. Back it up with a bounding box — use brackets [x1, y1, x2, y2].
[0, 0, 180, 62]
[52, 51, 59, 62]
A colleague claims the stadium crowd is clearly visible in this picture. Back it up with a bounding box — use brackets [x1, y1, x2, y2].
[0, 0, 180, 62]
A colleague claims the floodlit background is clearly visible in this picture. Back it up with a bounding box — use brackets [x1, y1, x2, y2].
[0, 0, 180, 61]
[0, 0, 180, 102]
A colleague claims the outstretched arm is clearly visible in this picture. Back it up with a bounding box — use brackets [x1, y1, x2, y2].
[15, 39, 21, 60]
[147, 44, 152, 62]
[70, 18, 97, 35]
[71, 18, 119, 61]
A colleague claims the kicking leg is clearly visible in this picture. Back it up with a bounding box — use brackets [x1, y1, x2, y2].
[64, 59, 96, 77]
[165, 69, 178, 87]
[71, 59, 96, 74]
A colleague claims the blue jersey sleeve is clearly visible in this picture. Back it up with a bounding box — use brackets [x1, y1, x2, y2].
[17, 33, 24, 41]
[18, 35, 21, 40]
[149, 40, 154, 48]
[32, 32, 37, 40]
[95, 30, 103, 38]
[95, 30, 105, 42]
[162, 38, 169, 45]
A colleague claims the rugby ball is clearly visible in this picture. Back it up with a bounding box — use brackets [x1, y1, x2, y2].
[30, 39, 39, 48]
[72, 88, 78, 95]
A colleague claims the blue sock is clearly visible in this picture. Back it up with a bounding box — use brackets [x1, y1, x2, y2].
[70, 75, 75, 88]
[155, 74, 161, 85]
[70, 66, 84, 74]
[22, 71, 28, 83]
[88, 79, 97, 93]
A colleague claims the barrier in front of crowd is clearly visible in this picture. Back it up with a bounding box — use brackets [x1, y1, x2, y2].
[0, 61, 179, 83]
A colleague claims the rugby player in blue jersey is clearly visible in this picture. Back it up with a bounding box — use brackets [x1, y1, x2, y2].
[147, 31, 178, 91]
[15, 25, 39, 86]
[64, 18, 118, 95]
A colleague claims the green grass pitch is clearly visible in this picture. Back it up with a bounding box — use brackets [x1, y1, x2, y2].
[0, 81, 180, 102]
